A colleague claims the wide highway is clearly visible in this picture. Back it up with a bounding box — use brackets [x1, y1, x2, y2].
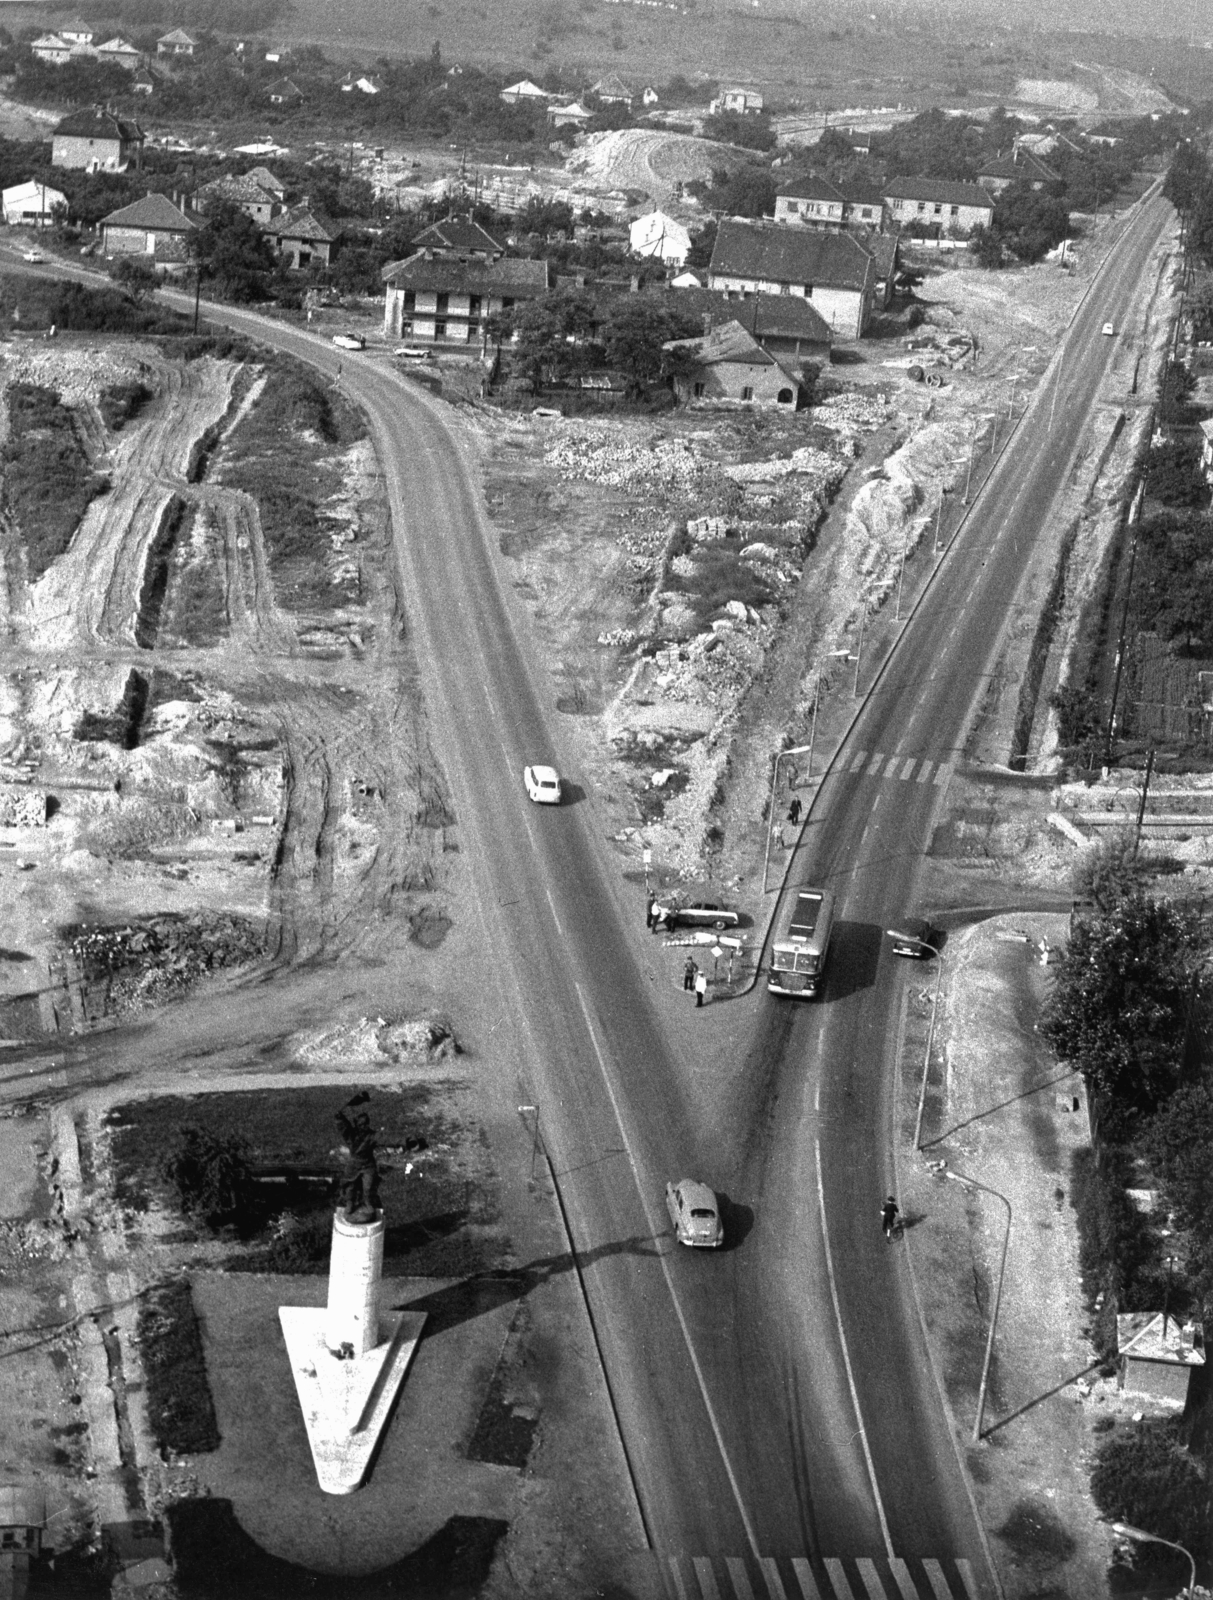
[154, 187, 1172, 1599]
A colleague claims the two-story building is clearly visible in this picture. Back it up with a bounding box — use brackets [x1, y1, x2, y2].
[882, 177, 994, 236]
[774, 176, 846, 230]
[977, 148, 1060, 194]
[52, 108, 144, 173]
[193, 172, 282, 226]
[706, 219, 876, 338]
[31, 34, 73, 65]
[267, 204, 340, 268]
[382, 252, 551, 348]
[99, 192, 195, 262]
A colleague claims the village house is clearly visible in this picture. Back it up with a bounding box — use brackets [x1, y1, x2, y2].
[193, 172, 282, 226]
[547, 100, 594, 130]
[710, 87, 763, 115]
[882, 177, 994, 236]
[244, 166, 286, 203]
[664, 320, 807, 408]
[848, 130, 873, 157]
[642, 86, 659, 107]
[95, 38, 142, 71]
[267, 204, 340, 268]
[977, 149, 1061, 194]
[156, 28, 198, 57]
[99, 191, 195, 262]
[499, 80, 549, 105]
[341, 72, 382, 95]
[630, 210, 691, 267]
[2, 180, 67, 228]
[132, 70, 155, 96]
[842, 181, 888, 233]
[382, 252, 551, 348]
[267, 77, 305, 106]
[774, 175, 846, 230]
[52, 108, 144, 173]
[706, 219, 876, 338]
[591, 74, 634, 109]
[57, 19, 94, 47]
[669, 286, 833, 367]
[31, 34, 73, 66]
[410, 218, 503, 259]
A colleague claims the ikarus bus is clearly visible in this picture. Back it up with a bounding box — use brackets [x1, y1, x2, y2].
[768, 888, 834, 998]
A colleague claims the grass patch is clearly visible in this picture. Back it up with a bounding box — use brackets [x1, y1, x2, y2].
[159, 505, 229, 647]
[2, 383, 109, 579]
[138, 1279, 221, 1457]
[99, 379, 152, 432]
[667, 543, 777, 625]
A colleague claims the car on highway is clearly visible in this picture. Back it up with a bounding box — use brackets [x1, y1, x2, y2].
[1101, 322, 1115, 336]
[523, 764, 562, 804]
[886, 918, 940, 958]
[666, 1179, 723, 1248]
[332, 332, 365, 351]
[21, 250, 45, 263]
[394, 345, 432, 361]
[652, 899, 739, 931]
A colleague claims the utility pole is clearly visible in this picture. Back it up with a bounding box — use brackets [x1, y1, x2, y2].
[1133, 747, 1156, 856]
[1104, 480, 1146, 766]
[853, 604, 866, 697]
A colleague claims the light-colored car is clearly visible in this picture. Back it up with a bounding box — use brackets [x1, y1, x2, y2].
[652, 899, 739, 931]
[332, 332, 365, 351]
[1101, 322, 1115, 337]
[666, 1179, 723, 1249]
[21, 250, 44, 263]
[394, 345, 432, 360]
[523, 764, 562, 804]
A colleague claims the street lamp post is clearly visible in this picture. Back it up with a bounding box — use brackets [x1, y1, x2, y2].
[853, 604, 867, 697]
[895, 522, 910, 620]
[1109, 1522, 1197, 1596]
[944, 1169, 1012, 1443]
[909, 941, 946, 1150]
[762, 741, 814, 894]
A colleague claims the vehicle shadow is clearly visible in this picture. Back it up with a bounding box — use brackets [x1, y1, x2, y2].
[716, 1194, 753, 1251]
[559, 781, 587, 805]
[823, 919, 883, 1001]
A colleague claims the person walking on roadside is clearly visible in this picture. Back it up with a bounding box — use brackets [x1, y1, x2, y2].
[880, 1195, 900, 1240]
[683, 957, 697, 992]
[646, 890, 657, 930]
[787, 796, 802, 826]
[695, 970, 708, 1008]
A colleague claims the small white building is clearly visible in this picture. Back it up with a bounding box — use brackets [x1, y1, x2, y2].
[30, 33, 72, 65]
[2, 180, 66, 228]
[630, 209, 691, 267]
[710, 87, 764, 116]
[500, 80, 550, 105]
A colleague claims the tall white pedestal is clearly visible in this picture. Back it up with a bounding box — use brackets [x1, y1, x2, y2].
[279, 1208, 425, 1495]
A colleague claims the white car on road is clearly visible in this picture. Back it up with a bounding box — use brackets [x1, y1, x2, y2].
[332, 332, 365, 351]
[666, 1179, 723, 1248]
[523, 765, 562, 804]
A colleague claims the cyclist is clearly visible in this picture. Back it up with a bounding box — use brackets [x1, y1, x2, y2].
[880, 1195, 900, 1240]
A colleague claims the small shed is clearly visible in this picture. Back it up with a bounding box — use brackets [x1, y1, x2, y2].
[1117, 1311, 1205, 1406]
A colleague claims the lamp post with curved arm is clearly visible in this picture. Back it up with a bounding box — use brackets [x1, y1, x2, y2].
[944, 1168, 1012, 1443]
[1109, 1522, 1197, 1596]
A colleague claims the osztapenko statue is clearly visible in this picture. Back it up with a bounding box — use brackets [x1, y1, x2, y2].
[334, 1091, 381, 1224]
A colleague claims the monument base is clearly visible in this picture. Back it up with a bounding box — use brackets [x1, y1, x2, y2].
[278, 1306, 426, 1495]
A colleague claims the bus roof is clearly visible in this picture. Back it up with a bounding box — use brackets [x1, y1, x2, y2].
[788, 890, 828, 941]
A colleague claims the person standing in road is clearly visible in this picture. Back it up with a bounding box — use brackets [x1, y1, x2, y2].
[787, 796, 802, 826]
[695, 970, 708, 1008]
[880, 1196, 900, 1239]
[646, 890, 657, 929]
[683, 957, 697, 992]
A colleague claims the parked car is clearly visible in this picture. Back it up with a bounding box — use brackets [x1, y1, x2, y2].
[666, 1179, 723, 1249]
[1101, 322, 1115, 337]
[332, 332, 365, 351]
[21, 250, 44, 263]
[886, 918, 939, 958]
[652, 899, 739, 931]
[523, 764, 562, 805]
[394, 345, 432, 360]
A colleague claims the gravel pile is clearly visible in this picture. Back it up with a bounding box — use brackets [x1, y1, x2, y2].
[0, 344, 151, 409]
[545, 424, 723, 494]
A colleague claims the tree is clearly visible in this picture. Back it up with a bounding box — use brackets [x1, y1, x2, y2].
[109, 256, 159, 302]
[191, 199, 277, 301]
[992, 181, 1069, 264]
[688, 164, 777, 219]
[1091, 1419, 1208, 1585]
[1041, 896, 1203, 1130]
[505, 289, 597, 392]
[684, 221, 716, 272]
[702, 111, 777, 152]
[601, 296, 703, 396]
[160, 1126, 252, 1228]
[1073, 830, 1146, 913]
[1141, 1077, 1213, 1303]
[1049, 682, 1101, 753]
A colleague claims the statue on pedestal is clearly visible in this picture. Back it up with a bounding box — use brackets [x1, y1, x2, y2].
[334, 1091, 381, 1224]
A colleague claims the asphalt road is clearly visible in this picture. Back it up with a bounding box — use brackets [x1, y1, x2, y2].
[57, 192, 1171, 1596]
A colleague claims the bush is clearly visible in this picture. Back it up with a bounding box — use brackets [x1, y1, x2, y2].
[1091, 1418, 1208, 1579]
[138, 1279, 221, 1456]
[160, 1125, 252, 1228]
[1073, 830, 1145, 912]
[2, 383, 110, 579]
[1069, 1145, 1157, 1350]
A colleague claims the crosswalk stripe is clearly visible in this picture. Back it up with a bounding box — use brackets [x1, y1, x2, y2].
[789, 1557, 823, 1598]
[824, 1559, 849, 1595]
[854, 1558, 885, 1598]
[759, 1557, 790, 1600]
[956, 1557, 978, 1597]
[916, 761, 933, 783]
[899, 757, 917, 780]
[933, 763, 951, 786]
[888, 1558, 920, 1599]
[866, 752, 885, 776]
[694, 1556, 724, 1600]
[850, 748, 868, 772]
[668, 1556, 693, 1600]
[725, 1556, 756, 1600]
[921, 1558, 954, 1600]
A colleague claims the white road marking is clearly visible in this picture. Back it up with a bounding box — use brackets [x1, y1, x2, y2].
[812, 1081, 894, 1556]
[917, 762, 933, 784]
[865, 752, 885, 777]
[573, 983, 761, 1562]
[933, 764, 951, 787]
[921, 1559, 954, 1600]
[668, 1557, 693, 1600]
[693, 1557, 724, 1600]
[849, 748, 868, 773]
[725, 1556, 756, 1599]
[899, 758, 916, 781]
[790, 1558, 823, 1598]
[760, 1557, 791, 1599]
[887, 1559, 920, 1600]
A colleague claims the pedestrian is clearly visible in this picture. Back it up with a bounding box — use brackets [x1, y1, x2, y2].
[683, 957, 697, 992]
[880, 1195, 900, 1240]
[646, 891, 656, 930]
[695, 970, 708, 1008]
[787, 796, 802, 826]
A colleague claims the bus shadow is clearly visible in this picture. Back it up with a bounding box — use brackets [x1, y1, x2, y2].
[824, 920, 883, 1001]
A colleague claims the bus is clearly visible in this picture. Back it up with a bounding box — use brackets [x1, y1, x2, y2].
[768, 888, 834, 998]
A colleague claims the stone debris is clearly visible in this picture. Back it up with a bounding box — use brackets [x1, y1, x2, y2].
[545, 423, 723, 493]
[292, 1013, 460, 1067]
[0, 786, 48, 826]
[67, 913, 264, 1014]
[598, 627, 637, 647]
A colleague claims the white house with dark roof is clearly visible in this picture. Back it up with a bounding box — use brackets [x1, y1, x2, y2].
[95, 37, 143, 71]
[547, 100, 593, 130]
[156, 28, 198, 56]
[100, 192, 195, 261]
[707, 219, 876, 338]
[591, 74, 633, 108]
[710, 87, 763, 115]
[57, 19, 94, 46]
[268, 205, 340, 268]
[193, 172, 281, 226]
[31, 34, 73, 65]
[882, 177, 993, 236]
[52, 108, 144, 172]
[978, 149, 1060, 194]
[774, 176, 847, 230]
[382, 252, 551, 347]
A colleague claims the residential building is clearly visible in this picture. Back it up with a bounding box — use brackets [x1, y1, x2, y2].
[95, 37, 142, 71]
[2, 180, 67, 227]
[57, 19, 94, 47]
[156, 28, 198, 57]
[841, 181, 888, 233]
[100, 191, 195, 261]
[630, 210, 691, 267]
[132, 70, 155, 96]
[664, 320, 806, 408]
[382, 252, 551, 347]
[499, 79, 549, 105]
[849, 130, 873, 157]
[30, 34, 72, 65]
[669, 286, 832, 366]
[267, 77, 304, 106]
[710, 87, 763, 115]
[883, 177, 993, 236]
[52, 108, 144, 173]
[706, 218, 876, 338]
[547, 100, 593, 129]
[341, 72, 382, 95]
[244, 166, 286, 202]
[774, 175, 846, 230]
[977, 149, 1060, 194]
[268, 205, 340, 268]
[591, 74, 633, 108]
[410, 218, 503, 259]
[193, 172, 282, 225]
